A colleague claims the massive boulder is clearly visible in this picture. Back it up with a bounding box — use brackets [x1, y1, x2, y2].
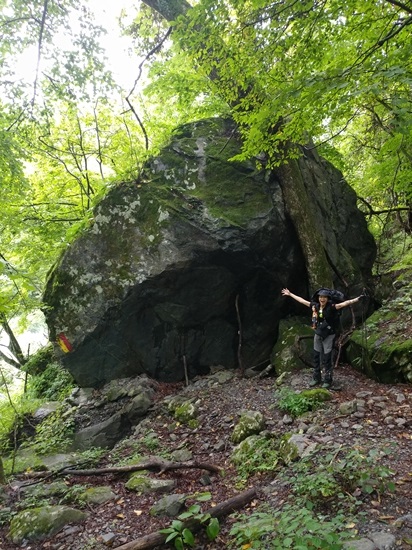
[43, 118, 376, 387]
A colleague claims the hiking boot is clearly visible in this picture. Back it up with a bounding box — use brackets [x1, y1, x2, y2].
[309, 378, 322, 387]
[322, 381, 332, 389]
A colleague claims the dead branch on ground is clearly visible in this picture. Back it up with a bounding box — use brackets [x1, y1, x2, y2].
[116, 487, 257, 550]
[20, 458, 222, 485]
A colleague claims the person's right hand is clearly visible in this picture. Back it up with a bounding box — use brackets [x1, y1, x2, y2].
[281, 288, 290, 297]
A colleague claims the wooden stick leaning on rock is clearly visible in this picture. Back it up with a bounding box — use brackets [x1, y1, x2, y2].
[116, 487, 257, 550]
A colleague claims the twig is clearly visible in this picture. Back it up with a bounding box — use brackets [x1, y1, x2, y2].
[183, 355, 189, 387]
[235, 294, 244, 375]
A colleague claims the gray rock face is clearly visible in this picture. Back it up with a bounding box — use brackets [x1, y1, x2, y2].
[71, 377, 154, 450]
[43, 118, 375, 387]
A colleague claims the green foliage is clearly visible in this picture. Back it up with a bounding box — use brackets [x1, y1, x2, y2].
[231, 436, 280, 483]
[23, 344, 55, 376]
[160, 492, 219, 549]
[277, 388, 331, 418]
[0, 394, 41, 454]
[26, 362, 75, 400]
[59, 484, 91, 506]
[108, 429, 171, 466]
[29, 406, 75, 455]
[229, 504, 351, 549]
[76, 446, 106, 466]
[281, 445, 395, 509]
[229, 443, 395, 548]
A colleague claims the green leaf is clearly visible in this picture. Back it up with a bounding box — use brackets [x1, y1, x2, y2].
[195, 492, 212, 501]
[206, 518, 220, 541]
[165, 531, 179, 543]
[182, 528, 195, 546]
[159, 528, 174, 535]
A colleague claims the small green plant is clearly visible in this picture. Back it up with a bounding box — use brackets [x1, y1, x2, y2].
[76, 447, 106, 467]
[277, 387, 331, 418]
[332, 447, 395, 496]
[279, 444, 395, 510]
[29, 405, 75, 454]
[160, 492, 219, 549]
[229, 504, 351, 549]
[290, 468, 340, 501]
[109, 430, 170, 466]
[0, 394, 41, 454]
[26, 362, 75, 400]
[231, 436, 279, 483]
[141, 430, 161, 451]
[60, 483, 92, 506]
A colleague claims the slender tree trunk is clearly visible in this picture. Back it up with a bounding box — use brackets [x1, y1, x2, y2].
[0, 457, 5, 485]
[0, 314, 27, 368]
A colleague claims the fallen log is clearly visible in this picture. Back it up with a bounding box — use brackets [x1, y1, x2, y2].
[116, 487, 257, 550]
[61, 458, 221, 476]
[19, 458, 222, 486]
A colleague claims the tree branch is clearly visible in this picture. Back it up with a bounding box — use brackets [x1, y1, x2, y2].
[357, 196, 410, 217]
[385, 0, 412, 15]
[32, 0, 49, 106]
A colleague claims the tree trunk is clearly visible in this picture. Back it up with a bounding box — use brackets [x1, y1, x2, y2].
[0, 313, 28, 368]
[0, 457, 5, 485]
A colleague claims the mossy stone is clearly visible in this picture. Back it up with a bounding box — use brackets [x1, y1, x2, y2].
[8, 505, 87, 544]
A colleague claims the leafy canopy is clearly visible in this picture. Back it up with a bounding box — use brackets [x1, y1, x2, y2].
[136, 0, 412, 209]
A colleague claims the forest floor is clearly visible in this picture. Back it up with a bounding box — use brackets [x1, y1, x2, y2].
[1, 363, 412, 550]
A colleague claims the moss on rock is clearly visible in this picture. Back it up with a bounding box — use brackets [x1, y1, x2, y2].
[231, 410, 265, 444]
[8, 505, 87, 544]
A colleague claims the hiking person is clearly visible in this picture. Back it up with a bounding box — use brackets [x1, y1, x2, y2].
[281, 287, 363, 388]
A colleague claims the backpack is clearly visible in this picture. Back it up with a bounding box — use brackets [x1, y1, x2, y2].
[311, 288, 345, 304]
[311, 288, 345, 336]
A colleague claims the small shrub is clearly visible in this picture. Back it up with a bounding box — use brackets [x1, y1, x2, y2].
[331, 447, 395, 496]
[229, 504, 351, 549]
[279, 444, 395, 510]
[231, 435, 279, 483]
[0, 395, 41, 454]
[160, 493, 219, 549]
[60, 483, 92, 506]
[27, 362, 75, 400]
[23, 344, 55, 375]
[30, 405, 75, 454]
[277, 387, 331, 418]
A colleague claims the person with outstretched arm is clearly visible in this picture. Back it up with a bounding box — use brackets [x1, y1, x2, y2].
[281, 288, 363, 388]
